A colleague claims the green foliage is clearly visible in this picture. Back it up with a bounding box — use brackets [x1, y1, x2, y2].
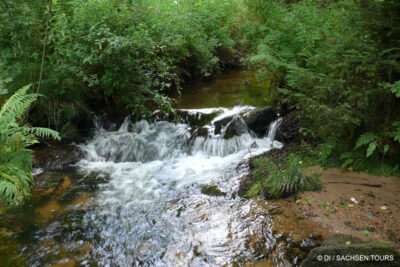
[0, 0, 246, 129]
[246, 0, 400, 173]
[0, 85, 59, 206]
[246, 153, 321, 199]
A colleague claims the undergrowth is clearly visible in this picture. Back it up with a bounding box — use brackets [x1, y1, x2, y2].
[246, 153, 321, 199]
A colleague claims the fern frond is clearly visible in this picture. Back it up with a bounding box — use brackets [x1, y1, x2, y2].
[23, 127, 61, 140]
[0, 85, 39, 121]
[354, 132, 377, 149]
[0, 85, 57, 206]
[366, 141, 378, 157]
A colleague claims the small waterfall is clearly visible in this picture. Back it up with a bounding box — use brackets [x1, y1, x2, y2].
[266, 117, 282, 141]
[72, 106, 284, 266]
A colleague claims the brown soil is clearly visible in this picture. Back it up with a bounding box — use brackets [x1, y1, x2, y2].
[292, 167, 400, 247]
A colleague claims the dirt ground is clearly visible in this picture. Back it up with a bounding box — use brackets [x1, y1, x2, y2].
[291, 167, 400, 247]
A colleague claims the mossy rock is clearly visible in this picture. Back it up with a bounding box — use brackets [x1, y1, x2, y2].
[177, 110, 221, 128]
[302, 234, 400, 266]
[151, 109, 221, 129]
[201, 185, 226, 197]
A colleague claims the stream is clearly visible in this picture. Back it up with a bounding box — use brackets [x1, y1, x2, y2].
[0, 71, 292, 266]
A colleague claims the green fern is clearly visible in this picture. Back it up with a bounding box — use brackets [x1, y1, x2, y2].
[355, 132, 377, 150]
[0, 85, 60, 206]
[388, 121, 400, 143]
[366, 141, 378, 158]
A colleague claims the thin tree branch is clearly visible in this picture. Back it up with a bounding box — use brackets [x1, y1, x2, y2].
[37, 0, 53, 94]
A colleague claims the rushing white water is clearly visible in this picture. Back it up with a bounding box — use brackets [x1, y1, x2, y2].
[76, 106, 282, 266]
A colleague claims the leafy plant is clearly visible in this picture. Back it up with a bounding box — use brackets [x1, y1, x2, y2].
[0, 85, 59, 206]
[246, 0, 400, 174]
[0, 0, 247, 129]
[246, 153, 321, 199]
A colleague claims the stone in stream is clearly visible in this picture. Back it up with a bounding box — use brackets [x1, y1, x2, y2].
[33, 145, 83, 171]
[301, 234, 400, 266]
[223, 115, 251, 139]
[201, 184, 226, 197]
[151, 109, 221, 128]
[245, 107, 277, 136]
[213, 115, 235, 135]
[191, 127, 210, 139]
[300, 238, 318, 252]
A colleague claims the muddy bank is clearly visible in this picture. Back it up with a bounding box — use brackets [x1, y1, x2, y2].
[293, 168, 400, 247]
[242, 143, 400, 265]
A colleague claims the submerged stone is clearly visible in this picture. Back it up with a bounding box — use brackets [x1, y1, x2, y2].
[201, 185, 226, 197]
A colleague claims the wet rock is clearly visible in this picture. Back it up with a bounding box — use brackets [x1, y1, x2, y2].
[302, 234, 400, 266]
[245, 107, 277, 136]
[178, 110, 220, 128]
[153, 109, 220, 129]
[33, 145, 83, 170]
[300, 238, 318, 252]
[309, 232, 322, 240]
[34, 171, 64, 188]
[201, 185, 226, 197]
[223, 115, 251, 139]
[213, 115, 235, 135]
[192, 127, 210, 138]
[238, 174, 254, 197]
[275, 111, 301, 144]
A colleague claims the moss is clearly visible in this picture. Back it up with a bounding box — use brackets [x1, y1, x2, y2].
[302, 235, 400, 267]
[201, 185, 226, 197]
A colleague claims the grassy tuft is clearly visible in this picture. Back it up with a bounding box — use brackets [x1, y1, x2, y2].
[246, 153, 321, 199]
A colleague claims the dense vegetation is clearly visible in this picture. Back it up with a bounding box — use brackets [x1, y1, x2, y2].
[0, 0, 245, 130]
[246, 0, 400, 175]
[1, 0, 400, 204]
[0, 85, 59, 205]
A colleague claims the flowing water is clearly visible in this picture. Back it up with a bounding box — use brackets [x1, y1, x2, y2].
[0, 71, 293, 266]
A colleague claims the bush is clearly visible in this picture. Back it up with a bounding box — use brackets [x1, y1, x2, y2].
[246, 0, 400, 173]
[0, 0, 246, 129]
[246, 153, 321, 199]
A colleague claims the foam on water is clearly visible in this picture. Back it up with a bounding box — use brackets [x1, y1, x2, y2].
[75, 106, 282, 266]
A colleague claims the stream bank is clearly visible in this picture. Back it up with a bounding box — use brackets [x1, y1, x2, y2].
[1, 70, 399, 266]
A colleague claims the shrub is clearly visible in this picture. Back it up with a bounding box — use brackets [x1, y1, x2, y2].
[0, 0, 246, 129]
[246, 0, 400, 173]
